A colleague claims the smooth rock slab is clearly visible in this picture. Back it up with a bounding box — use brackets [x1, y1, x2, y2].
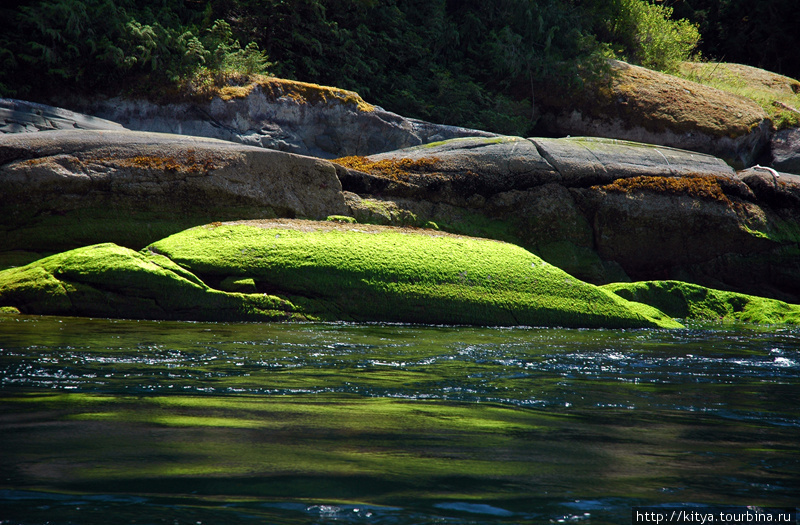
[530, 137, 736, 186]
[0, 129, 348, 252]
[0, 98, 125, 134]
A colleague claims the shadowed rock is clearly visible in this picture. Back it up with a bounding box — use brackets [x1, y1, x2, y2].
[0, 98, 124, 134]
[0, 129, 348, 253]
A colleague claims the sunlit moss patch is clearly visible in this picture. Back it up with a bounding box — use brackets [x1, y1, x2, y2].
[603, 280, 800, 325]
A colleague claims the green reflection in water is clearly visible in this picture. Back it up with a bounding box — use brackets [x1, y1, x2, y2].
[2, 392, 798, 511]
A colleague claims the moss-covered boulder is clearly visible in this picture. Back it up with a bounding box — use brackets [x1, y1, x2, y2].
[0, 242, 298, 321]
[604, 280, 800, 325]
[333, 136, 800, 302]
[0, 220, 681, 329]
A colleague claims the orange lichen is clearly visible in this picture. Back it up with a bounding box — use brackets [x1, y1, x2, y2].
[255, 77, 375, 112]
[89, 150, 220, 174]
[597, 175, 734, 206]
[331, 156, 442, 181]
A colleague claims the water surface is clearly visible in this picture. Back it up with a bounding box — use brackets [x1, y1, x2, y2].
[1, 315, 798, 524]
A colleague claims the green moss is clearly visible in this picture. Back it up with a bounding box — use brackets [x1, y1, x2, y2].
[0, 251, 52, 272]
[145, 222, 679, 328]
[0, 243, 299, 321]
[349, 198, 421, 227]
[603, 280, 800, 325]
[418, 136, 514, 149]
[219, 276, 257, 293]
[0, 221, 688, 327]
[742, 217, 800, 244]
[326, 215, 357, 224]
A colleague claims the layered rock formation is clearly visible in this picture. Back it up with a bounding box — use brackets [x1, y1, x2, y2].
[60, 78, 497, 158]
[3, 126, 798, 304]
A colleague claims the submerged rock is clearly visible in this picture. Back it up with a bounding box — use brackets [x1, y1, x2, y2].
[0, 220, 681, 329]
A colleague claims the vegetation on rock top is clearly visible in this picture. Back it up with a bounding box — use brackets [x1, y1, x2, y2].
[677, 62, 800, 130]
[550, 60, 768, 138]
[332, 156, 442, 181]
[1, 0, 709, 136]
[596, 175, 734, 207]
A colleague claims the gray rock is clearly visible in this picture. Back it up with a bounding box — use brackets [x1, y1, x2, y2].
[62, 81, 497, 158]
[0, 129, 348, 252]
[339, 135, 800, 301]
[530, 136, 736, 186]
[0, 98, 124, 133]
[737, 166, 800, 213]
[771, 127, 800, 175]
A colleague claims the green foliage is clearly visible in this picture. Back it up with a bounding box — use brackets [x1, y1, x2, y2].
[1, 0, 707, 131]
[602, 0, 701, 73]
[0, 0, 271, 97]
[672, 0, 800, 81]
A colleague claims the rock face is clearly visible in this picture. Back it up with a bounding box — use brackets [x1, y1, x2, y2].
[0, 98, 125, 133]
[0, 129, 348, 254]
[538, 60, 771, 168]
[336, 136, 800, 303]
[0, 220, 681, 328]
[3, 123, 798, 305]
[63, 78, 497, 158]
[771, 127, 800, 175]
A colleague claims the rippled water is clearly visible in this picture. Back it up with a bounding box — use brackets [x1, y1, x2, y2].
[1, 315, 798, 524]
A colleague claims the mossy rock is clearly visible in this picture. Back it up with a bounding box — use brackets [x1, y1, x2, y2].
[603, 280, 800, 325]
[0, 220, 681, 328]
[0, 243, 299, 321]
